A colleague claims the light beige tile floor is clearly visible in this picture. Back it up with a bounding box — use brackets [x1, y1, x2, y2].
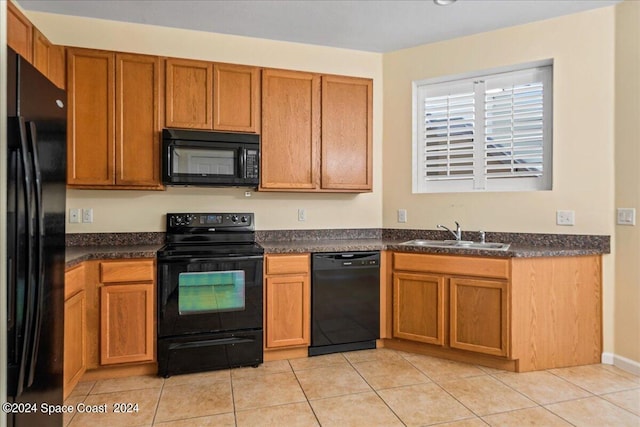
[64, 349, 640, 426]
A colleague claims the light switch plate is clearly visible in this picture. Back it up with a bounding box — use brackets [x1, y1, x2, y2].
[69, 208, 80, 223]
[398, 209, 407, 223]
[298, 208, 306, 222]
[556, 210, 575, 226]
[617, 208, 636, 225]
[82, 208, 93, 223]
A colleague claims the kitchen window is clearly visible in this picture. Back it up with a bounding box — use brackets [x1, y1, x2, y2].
[412, 61, 553, 193]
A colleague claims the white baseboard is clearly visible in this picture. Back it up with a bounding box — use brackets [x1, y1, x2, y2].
[601, 352, 640, 376]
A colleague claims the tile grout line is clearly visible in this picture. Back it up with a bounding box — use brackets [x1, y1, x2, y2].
[149, 377, 165, 426]
[287, 358, 324, 426]
[342, 351, 408, 426]
[399, 353, 489, 423]
[229, 369, 239, 427]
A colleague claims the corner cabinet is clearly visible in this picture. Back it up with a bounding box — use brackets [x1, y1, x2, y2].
[165, 58, 260, 133]
[66, 48, 163, 190]
[260, 70, 373, 192]
[264, 254, 311, 360]
[388, 252, 602, 372]
[99, 260, 155, 365]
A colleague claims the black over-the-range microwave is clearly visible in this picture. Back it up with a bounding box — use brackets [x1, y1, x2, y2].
[162, 128, 260, 187]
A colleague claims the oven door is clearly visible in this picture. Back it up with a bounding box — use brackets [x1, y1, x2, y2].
[157, 255, 263, 337]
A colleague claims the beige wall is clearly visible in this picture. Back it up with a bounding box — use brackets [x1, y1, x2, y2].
[382, 8, 619, 357]
[27, 12, 384, 232]
[615, 0, 640, 366]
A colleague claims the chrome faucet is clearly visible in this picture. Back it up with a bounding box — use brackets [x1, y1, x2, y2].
[437, 221, 462, 241]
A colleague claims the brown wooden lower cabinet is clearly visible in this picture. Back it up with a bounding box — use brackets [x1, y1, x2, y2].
[264, 254, 311, 360]
[100, 282, 155, 365]
[388, 252, 602, 372]
[449, 277, 508, 357]
[64, 264, 87, 399]
[98, 259, 155, 365]
[63, 258, 157, 396]
[393, 272, 444, 346]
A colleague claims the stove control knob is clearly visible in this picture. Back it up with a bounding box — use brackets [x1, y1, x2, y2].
[174, 216, 184, 226]
[241, 216, 248, 223]
[231, 215, 239, 222]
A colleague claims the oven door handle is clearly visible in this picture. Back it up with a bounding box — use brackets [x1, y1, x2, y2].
[158, 255, 264, 263]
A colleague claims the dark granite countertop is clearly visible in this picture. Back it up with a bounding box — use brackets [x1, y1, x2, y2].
[259, 238, 608, 258]
[65, 245, 162, 269]
[65, 229, 610, 268]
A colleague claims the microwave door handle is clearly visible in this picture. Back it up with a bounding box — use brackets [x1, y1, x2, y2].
[238, 147, 246, 179]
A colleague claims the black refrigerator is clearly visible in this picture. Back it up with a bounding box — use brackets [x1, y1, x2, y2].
[6, 47, 66, 427]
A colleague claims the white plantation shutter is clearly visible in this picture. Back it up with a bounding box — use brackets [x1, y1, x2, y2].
[413, 63, 552, 193]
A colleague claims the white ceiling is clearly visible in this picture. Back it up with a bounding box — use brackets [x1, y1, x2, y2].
[17, 0, 621, 53]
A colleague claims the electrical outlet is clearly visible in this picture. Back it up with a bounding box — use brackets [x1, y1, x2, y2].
[298, 208, 306, 222]
[398, 209, 407, 223]
[556, 210, 575, 226]
[69, 208, 80, 223]
[82, 208, 94, 223]
[617, 208, 636, 225]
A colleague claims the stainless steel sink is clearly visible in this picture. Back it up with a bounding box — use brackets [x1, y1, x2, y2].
[400, 239, 511, 251]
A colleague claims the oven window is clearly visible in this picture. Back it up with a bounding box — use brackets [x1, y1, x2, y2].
[178, 271, 245, 314]
[172, 147, 236, 176]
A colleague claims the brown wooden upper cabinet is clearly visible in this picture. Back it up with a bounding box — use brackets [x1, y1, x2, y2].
[321, 75, 373, 191]
[165, 58, 260, 133]
[66, 48, 163, 189]
[260, 69, 373, 192]
[7, 0, 33, 62]
[32, 28, 66, 90]
[7, 1, 65, 89]
[261, 69, 321, 191]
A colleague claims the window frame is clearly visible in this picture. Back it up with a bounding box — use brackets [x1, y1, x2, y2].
[412, 60, 553, 194]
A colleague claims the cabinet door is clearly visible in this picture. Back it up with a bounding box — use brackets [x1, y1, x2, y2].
[67, 48, 115, 186]
[115, 53, 162, 188]
[261, 69, 321, 190]
[393, 272, 445, 345]
[449, 277, 509, 357]
[7, 1, 32, 62]
[32, 28, 51, 78]
[265, 274, 310, 348]
[100, 283, 154, 365]
[64, 290, 86, 399]
[213, 63, 260, 133]
[165, 58, 213, 129]
[321, 75, 373, 191]
[32, 29, 66, 90]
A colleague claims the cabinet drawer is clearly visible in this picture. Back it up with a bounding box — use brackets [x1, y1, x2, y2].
[65, 264, 86, 300]
[393, 253, 510, 279]
[265, 254, 310, 275]
[100, 260, 154, 283]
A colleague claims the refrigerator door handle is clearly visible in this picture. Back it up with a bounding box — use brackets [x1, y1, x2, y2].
[25, 121, 45, 388]
[7, 256, 15, 330]
[13, 116, 37, 397]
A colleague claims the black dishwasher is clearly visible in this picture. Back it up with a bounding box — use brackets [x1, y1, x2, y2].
[310, 251, 380, 356]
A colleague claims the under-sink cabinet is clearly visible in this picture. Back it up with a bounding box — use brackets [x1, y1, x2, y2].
[263, 253, 311, 360]
[387, 252, 602, 372]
